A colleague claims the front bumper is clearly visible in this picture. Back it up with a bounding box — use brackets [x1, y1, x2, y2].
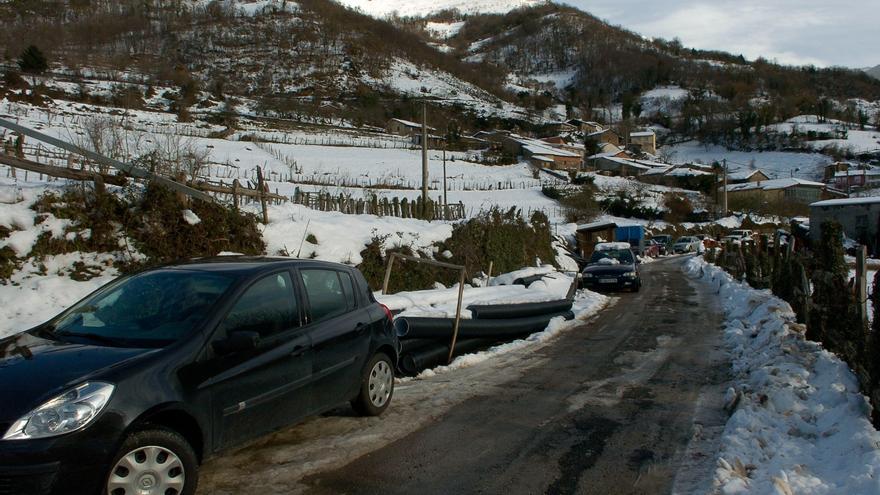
[0, 415, 124, 495]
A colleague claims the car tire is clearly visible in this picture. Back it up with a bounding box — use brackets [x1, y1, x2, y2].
[352, 353, 394, 417]
[104, 427, 198, 495]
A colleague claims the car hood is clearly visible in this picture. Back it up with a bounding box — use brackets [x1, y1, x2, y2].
[583, 264, 636, 275]
[0, 332, 156, 421]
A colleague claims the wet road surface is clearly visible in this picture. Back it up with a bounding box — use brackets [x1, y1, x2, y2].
[301, 256, 730, 495]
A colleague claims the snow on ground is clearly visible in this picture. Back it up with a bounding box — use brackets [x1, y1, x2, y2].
[425, 21, 465, 39]
[768, 115, 880, 155]
[665, 140, 831, 180]
[0, 254, 118, 339]
[0, 99, 562, 217]
[640, 85, 690, 117]
[256, 202, 453, 264]
[685, 257, 880, 494]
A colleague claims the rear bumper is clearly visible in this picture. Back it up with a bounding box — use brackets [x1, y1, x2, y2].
[582, 278, 640, 291]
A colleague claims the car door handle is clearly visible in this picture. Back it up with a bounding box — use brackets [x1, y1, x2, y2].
[355, 323, 368, 335]
[290, 345, 307, 357]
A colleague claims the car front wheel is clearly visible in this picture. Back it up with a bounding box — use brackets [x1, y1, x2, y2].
[352, 353, 394, 416]
[105, 427, 198, 495]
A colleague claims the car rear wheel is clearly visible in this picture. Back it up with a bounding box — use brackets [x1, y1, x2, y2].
[105, 428, 198, 495]
[352, 353, 394, 417]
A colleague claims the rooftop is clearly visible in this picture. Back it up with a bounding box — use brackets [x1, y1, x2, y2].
[724, 178, 826, 192]
[811, 196, 880, 208]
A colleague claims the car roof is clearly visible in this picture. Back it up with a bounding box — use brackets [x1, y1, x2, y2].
[159, 256, 352, 276]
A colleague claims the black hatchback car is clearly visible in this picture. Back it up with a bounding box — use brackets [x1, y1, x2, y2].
[580, 244, 641, 292]
[0, 257, 397, 495]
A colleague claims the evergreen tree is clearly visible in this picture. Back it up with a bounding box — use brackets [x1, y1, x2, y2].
[17, 45, 48, 74]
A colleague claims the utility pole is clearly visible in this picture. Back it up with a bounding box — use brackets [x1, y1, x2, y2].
[442, 140, 448, 214]
[722, 158, 728, 216]
[421, 100, 429, 218]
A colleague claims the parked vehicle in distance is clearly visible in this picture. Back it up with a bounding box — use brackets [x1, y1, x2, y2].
[641, 239, 662, 258]
[695, 234, 719, 249]
[672, 236, 702, 254]
[729, 229, 754, 241]
[649, 235, 672, 255]
[581, 242, 641, 292]
[0, 257, 397, 495]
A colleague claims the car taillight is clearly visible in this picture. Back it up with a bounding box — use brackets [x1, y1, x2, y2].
[380, 304, 393, 322]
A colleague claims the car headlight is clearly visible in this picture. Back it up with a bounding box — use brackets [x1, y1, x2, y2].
[582, 273, 595, 278]
[623, 271, 638, 278]
[2, 382, 115, 440]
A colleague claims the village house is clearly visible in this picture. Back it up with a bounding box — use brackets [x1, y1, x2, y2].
[727, 169, 770, 184]
[501, 135, 583, 170]
[410, 133, 446, 149]
[640, 164, 714, 189]
[566, 119, 605, 134]
[722, 178, 843, 205]
[587, 128, 621, 147]
[810, 196, 880, 255]
[543, 121, 578, 135]
[590, 156, 668, 177]
[629, 130, 657, 154]
[829, 168, 880, 191]
[386, 118, 435, 136]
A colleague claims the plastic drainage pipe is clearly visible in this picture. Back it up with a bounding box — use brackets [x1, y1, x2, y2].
[394, 311, 575, 340]
[468, 300, 573, 320]
[398, 338, 439, 354]
[400, 338, 497, 375]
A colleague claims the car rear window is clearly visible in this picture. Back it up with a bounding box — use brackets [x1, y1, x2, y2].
[301, 269, 353, 322]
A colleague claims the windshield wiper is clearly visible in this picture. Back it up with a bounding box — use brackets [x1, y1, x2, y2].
[55, 331, 127, 347]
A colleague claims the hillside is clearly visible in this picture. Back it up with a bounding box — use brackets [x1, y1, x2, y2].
[0, 0, 533, 129]
[335, 0, 545, 17]
[867, 65, 880, 80]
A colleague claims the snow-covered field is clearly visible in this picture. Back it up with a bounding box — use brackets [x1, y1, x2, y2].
[0, 99, 563, 217]
[685, 257, 880, 494]
[666, 140, 832, 180]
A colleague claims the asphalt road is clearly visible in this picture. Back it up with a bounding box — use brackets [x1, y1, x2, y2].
[302, 256, 730, 495]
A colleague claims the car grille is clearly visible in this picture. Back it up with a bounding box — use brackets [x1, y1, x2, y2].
[0, 469, 57, 495]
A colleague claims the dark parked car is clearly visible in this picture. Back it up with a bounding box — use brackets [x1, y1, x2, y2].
[580, 243, 641, 292]
[0, 257, 397, 495]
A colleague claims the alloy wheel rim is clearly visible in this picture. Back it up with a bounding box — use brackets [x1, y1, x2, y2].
[368, 360, 393, 407]
[106, 445, 185, 495]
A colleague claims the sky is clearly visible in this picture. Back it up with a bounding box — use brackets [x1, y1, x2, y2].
[564, 0, 880, 69]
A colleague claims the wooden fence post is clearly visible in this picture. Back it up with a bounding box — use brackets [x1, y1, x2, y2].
[256, 166, 269, 224]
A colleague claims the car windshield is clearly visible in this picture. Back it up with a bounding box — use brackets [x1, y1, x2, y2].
[676, 237, 694, 243]
[48, 270, 234, 348]
[589, 249, 634, 264]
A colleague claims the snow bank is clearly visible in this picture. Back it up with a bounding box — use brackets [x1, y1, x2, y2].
[488, 265, 556, 286]
[0, 253, 119, 339]
[257, 202, 452, 264]
[684, 257, 880, 494]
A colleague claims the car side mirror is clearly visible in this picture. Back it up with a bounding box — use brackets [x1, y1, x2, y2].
[213, 330, 261, 355]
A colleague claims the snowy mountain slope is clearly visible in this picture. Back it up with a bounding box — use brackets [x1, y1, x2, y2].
[334, 0, 545, 17]
[865, 65, 880, 80]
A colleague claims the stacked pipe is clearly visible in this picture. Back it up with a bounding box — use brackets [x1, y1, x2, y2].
[394, 299, 575, 375]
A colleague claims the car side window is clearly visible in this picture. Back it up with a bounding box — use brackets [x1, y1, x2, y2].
[339, 271, 357, 310]
[301, 269, 353, 323]
[222, 272, 298, 338]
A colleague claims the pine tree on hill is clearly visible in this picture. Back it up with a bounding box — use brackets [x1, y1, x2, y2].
[17, 45, 48, 74]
